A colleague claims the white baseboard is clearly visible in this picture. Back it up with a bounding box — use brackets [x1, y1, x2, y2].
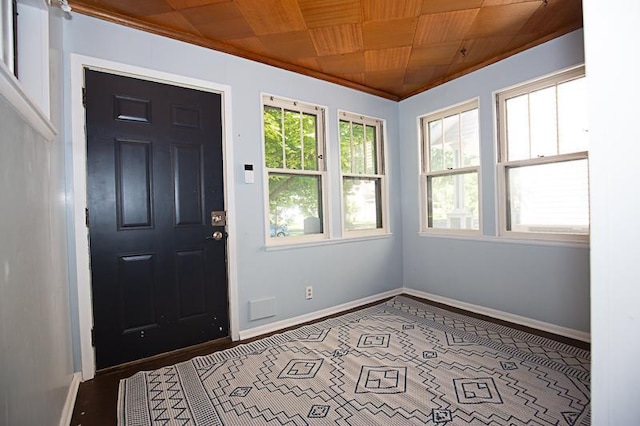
[403, 288, 590, 343]
[59, 372, 81, 426]
[238, 288, 403, 340]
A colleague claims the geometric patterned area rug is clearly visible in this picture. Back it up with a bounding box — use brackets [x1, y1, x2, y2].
[118, 296, 590, 425]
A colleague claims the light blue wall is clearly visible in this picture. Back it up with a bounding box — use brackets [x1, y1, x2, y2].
[63, 14, 403, 336]
[399, 30, 590, 332]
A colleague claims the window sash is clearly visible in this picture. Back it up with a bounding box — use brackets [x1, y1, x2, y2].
[421, 99, 479, 174]
[498, 66, 586, 163]
[339, 112, 384, 176]
[342, 176, 383, 232]
[497, 153, 589, 241]
[422, 167, 480, 233]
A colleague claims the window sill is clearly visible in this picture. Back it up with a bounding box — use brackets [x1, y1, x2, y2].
[265, 233, 393, 251]
[418, 232, 589, 249]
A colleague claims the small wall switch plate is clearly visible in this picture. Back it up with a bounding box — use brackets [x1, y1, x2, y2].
[244, 164, 254, 183]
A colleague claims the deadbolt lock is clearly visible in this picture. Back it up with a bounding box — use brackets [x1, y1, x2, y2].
[211, 210, 227, 226]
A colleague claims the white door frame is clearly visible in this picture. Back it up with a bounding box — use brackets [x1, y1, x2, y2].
[70, 53, 239, 381]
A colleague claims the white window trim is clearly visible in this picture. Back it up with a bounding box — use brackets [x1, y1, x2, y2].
[338, 110, 389, 238]
[261, 93, 331, 247]
[496, 66, 589, 243]
[0, 0, 15, 74]
[419, 98, 482, 235]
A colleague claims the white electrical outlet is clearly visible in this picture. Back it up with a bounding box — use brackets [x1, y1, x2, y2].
[305, 285, 313, 300]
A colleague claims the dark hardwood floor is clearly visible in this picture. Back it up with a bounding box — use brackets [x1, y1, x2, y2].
[70, 294, 589, 425]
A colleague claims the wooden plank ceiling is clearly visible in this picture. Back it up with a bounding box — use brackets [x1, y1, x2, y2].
[68, 0, 583, 101]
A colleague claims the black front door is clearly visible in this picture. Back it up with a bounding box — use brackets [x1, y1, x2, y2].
[85, 69, 228, 369]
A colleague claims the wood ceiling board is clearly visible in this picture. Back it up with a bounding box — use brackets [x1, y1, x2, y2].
[365, 68, 407, 92]
[518, 0, 582, 35]
[458, 35, 516, 65]
[414, 9, 479, 45]
[482, 0, 540, 6]
[180, 2, 254, 40]
[75, 0, 174, 17]
[225, 36, 268, 56]
[407, 41, 463, 67]
[145, 11, 201, 35]
[259, 31, 318, 60]
[297, 0, 361, 29]
[465, 2, 543, 39]
[165, 0, 227, 10]
[235, 0, 306, 36]
[420, 0, 484, 14]
[363, 18, 418, 50]
[317, 52, 366, 74]
[362, 0, 422, 21]
[309, 24, 363, 56]
[404, 64, 449, 85]
[364, 46, 412, 72]
[290, 57, 320, 70]
[338, 72, 366, 85]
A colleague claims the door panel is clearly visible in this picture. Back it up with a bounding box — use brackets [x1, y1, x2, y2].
[85, 69, 228, 369]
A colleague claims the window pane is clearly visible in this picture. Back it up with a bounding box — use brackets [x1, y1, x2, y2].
[302, 113, 318, 170]
[461, 109, 479, 167]
[507, 159, 589, 234]
[558, 77, 588, 154]
[427, 172, 479, 230]
[353, 122, 365, 173]
[284, 109, 302, 170]
[268, 173, 323, 237]
[529, 87, 558, 157]
[443, 114, 459, 169]
[339, 120, 352, 173]
[365, 124, 377, 174]
[428, 120, 443, 171]
[343, 177, 382, 231]
[263, 106, 283, 168]
[505, 94, 530, 161]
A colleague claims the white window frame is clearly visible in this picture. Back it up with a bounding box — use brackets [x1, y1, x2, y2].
[419, 99, 481, 235]
[338, 110, 388, 237]
[496, 66, 588, 242]
[261, 94, 329, 246]
[0, 0, 16, 75]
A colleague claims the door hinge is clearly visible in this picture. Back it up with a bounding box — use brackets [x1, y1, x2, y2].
[85, 207, 90, 227]
[82, 87, 86, 107]
[91, 328, 95, 347]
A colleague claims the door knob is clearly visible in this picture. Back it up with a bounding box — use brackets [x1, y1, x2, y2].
[207, 231, 224, 241]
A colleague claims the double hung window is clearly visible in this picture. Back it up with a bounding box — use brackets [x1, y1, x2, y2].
[497, 67, 588, 240]
[262, 95, 327, 243]
[420, 100, 480, 233]
[339, 111, 386, 235]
